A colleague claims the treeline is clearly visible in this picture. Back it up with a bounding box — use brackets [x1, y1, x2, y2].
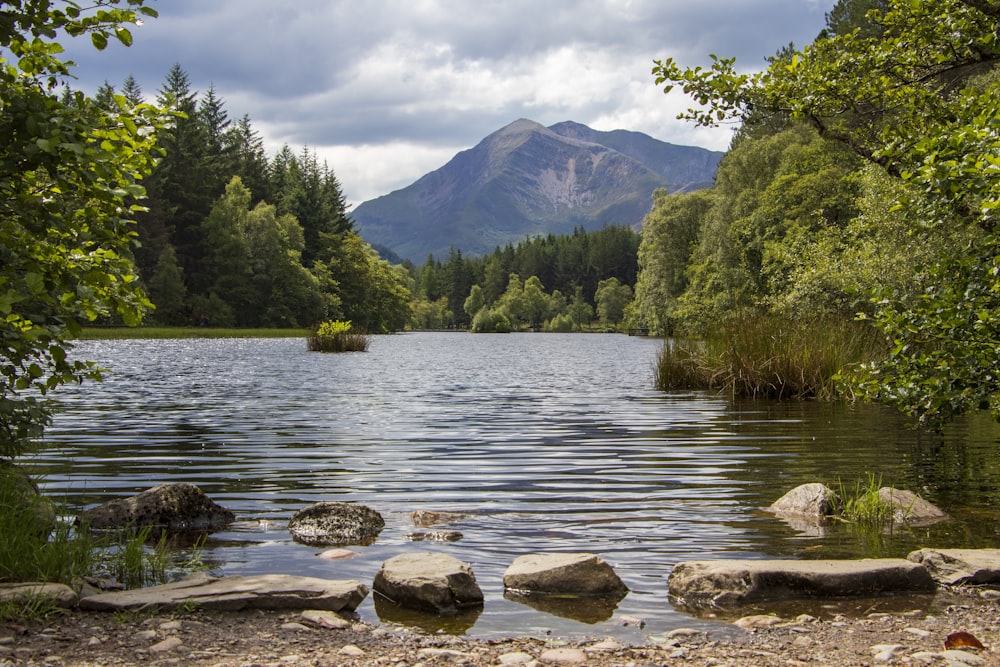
[407, 225, 640, 331]
[83, 65, 410, 332]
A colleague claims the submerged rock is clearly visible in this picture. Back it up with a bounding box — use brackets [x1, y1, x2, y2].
[288, 501, 384, 546]
[77, 483, 235, 532]
[373, 552, 483, 615]
[877, 487, 948, 525]
[410, 510, 470, 527]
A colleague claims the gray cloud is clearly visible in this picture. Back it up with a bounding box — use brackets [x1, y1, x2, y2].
[59, 0, 830, 203]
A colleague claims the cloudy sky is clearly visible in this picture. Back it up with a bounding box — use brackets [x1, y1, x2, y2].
[62, 0, 831, 207]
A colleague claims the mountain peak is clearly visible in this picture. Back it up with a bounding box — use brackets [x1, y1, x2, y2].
[353, 120, 722, 262]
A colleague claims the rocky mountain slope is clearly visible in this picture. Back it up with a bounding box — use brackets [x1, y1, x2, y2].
[352, 119, 722, 262]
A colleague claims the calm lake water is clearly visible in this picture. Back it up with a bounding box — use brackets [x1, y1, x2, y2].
[29, 332, 1000, 640]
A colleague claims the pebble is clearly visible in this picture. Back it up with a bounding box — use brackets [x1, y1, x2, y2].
[280, 622, 312, 633]
[498, 651, 534, 665]
[905, 627, 931, 637]
[159, 620, 183, 632]
[665, 627, 701, 640]
[317, 548, 358, 560]
[538, 647, 587, 665]
[135, 630, 157, 642]
[417, 647, 476, 660]
[339, 644, 366, 657]
[584, 638, 621, 652]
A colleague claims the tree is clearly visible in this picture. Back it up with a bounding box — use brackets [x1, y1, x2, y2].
[0, 0, 166, 459]
[652, 0, 1000, 428]
[595, 278, 633, 329]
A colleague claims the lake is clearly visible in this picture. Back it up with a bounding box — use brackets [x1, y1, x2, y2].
[29, 332, 1000, 640]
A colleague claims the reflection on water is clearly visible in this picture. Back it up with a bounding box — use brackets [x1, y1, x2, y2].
[29, 332, 1000, 640]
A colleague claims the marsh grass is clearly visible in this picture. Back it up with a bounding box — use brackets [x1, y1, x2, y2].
[656, 313, 884, 399]
[307, 320, 371, 352]
[100, 526, 206, 590]
[837, 473, 897, 532]
[80, 327, 309, 340]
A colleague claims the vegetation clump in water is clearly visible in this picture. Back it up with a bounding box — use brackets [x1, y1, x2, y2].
[307, 320, 370, 352]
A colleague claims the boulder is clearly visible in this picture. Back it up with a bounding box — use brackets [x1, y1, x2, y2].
[78, 571, 369, 612]
[503, 553, 628, 597]
[372, 552, 483, 615]
[877, 487, 948, 524]
[288, 501, 384, 546]
[0, 582, 77, 609]
[77, 483, 234, 532]
[907, 548, 1000, 586]
[767, 483, 841, 522]
[668, 558, 935, 606]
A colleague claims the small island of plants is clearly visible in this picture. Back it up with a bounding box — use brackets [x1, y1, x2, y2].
[307, 320, 371, 353]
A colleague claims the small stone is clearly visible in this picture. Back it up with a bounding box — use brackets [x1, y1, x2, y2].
[734, 614, 782, 629]
[280, 622, 312, 632]
[417, 648, 475, 660]
[149, 636, 183, 654]
[498, 651, 535, 665]
[135, 630, 157, 642]
[158, 620, 182, 632]
[618, 615, 645, 628]
[301, 610, 350, 629]
[871, 644, 904, 663]
[905, 627, 932, 637]
[791, 636, 813, 648]
[538, 647, 587, 665]
[939, 650, 987, 666]
[339, 644, 366, 656]
[317, 548, 357, 561]
[670, 647, 690, 659]
[795, 614, 817, 623]
[665, 627, 701, 639]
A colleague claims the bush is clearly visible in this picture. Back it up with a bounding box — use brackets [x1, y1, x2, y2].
[470, 308, 512, 333]
[307, 320, 370, 352]
[656, 312, 884, 399]
[544, 313, 575, 332]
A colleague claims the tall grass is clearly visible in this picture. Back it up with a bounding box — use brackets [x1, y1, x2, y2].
[656, 313, 884, 399]
[307, 320, 371, 352]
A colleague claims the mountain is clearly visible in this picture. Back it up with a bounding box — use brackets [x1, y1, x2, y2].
[352, 119, 723, 262]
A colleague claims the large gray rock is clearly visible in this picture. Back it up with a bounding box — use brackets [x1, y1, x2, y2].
[907, 548, 1000, 586]
[0, 582, 77, 609]
[668, 558, 935, 606]
[767, 483, 841, 522]
[79, 571, 368, 612]
[503, 553, 628, 597]
[373, 552, 483, 615]
[877, 487, 949, 524]
[78, 483, 234, 532]
[288, 501, 384, 546]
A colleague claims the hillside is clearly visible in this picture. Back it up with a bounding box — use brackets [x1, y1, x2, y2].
[352, 119, 722, 262]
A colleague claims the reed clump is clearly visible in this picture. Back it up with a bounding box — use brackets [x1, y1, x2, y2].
[656, 312, 884, 399]
[307, 320, 370, 352]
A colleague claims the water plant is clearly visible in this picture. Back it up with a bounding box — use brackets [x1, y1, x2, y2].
[838, 473, 896, 528]
[656, 312, 884, 399]
[307, 320, 371, 352]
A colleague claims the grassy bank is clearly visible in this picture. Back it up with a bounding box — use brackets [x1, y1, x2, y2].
[78, 327, 309, 340]
[656, 313, 885, 399]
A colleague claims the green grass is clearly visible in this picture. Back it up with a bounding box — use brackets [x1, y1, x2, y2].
[838, 473, 895, 528]
[79, 327, 310, 340]
[656, 312, 885, 400]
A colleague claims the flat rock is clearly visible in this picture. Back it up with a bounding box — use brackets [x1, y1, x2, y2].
[77, 483, 234, 532]
[373, 552, 483, 615]
[288, 501, 384, 546]
[668, 558, 935, 606]
[0, 582, 77, 609]
[503, 553, 628, 597]
[907, 548, 1000, 585]
[78, 571, 368, 612]
[768, 483, 841, 522]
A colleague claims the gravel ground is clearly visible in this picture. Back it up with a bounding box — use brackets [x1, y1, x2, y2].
[2, 590, 997, 666]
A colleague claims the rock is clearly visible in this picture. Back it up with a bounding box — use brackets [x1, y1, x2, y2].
[406, 530, 463, 542]
[503, 553, 629, 597]
[0, 583, 77, 609]
[79, 571, 369, 612]
[499, 651, 534, 665]
[734, 614, 782, 629]
[907, 548, 1000, 585]
[149, 636, 183, 654]
[372, 552, 483, 615]
[538, 647, 587, 665]
[410, 510, 470, 527]
[77, 483, 234, 532]
[316, 548, 358, 561]
[288, 501, 384, 546]
[877, 487, 949, 524]
[418, 648, 476, 660]
[668, 558, 935, 606]
[767, 483, 841, 522]
[300, 610, 350, 629]
[871, 644, 904, 664]
[339, 644, 366, 657]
